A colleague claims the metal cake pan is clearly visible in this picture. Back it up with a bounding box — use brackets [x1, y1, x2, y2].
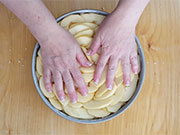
[32, 9, 145, 124]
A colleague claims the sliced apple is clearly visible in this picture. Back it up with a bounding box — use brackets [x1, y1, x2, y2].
[81, 47, 93, 62]
[120, 74, 138, 102]
[63, 105, 93, 119]
[94, 84, 117, 100]
[114, 75, 123, 87]
[37, 49, 41, 58]
[82, 73, 94, 83]
[89, 66, 107, 88]
[36, 56, 43, 76]
[115, 62, 123, 78]
[60, 14, 85, 29]
[83, 22, 98, 29]
[91, 54, 99, 64]
[83, 96, 113, 109]
[36, 71, 41, 80]
[81, 13, 105, 25]
[74, 28, 94, 38]
[52, 84, 69, 106]
[76, 36, 92, 48]
[95, 83, 109, 97]
[87, 84, 99, 94]
[39, 77, 54, 98]
[110, 85, 125, 106]
[107, 102, 123, 113]
[69, 102, 83, 108]
[69, 24, 90, 35]
[49, 97, 63, 110]
[70, 22, 97, 29]
[87, 109, 110, 117]
[77, 92, 94, 103]
[80, 65, 95, 73]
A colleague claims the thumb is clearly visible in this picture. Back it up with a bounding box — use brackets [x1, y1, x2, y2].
[87, 34, 101, 56]
[76, 47, 92, 67]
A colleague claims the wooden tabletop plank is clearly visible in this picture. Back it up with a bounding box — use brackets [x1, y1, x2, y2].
[0, 0, 180, 134]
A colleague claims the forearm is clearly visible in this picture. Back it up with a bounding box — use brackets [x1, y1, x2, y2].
[0, 0, 60, 44]
[113, 0, 150, 27]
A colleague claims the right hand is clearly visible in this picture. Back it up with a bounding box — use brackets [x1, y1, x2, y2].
[39, 27, 92, 103]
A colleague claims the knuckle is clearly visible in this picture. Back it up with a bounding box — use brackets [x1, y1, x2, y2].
[64, 78, 72, 84]
[108, 65, 116, 71]
[97, 61, 105, 67]
[53, 74, 61, 81]
[130, 54, 138, 61]
[122, 62, 130, 67]
[45, 83, 51, 89]
[43, 74, 49, 80]
[133, 64, 139, 69]
[74, 73, 82, 80]
[101, 46, 111, 56]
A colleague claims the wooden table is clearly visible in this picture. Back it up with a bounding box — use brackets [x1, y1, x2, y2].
[0, 0, 180, 134]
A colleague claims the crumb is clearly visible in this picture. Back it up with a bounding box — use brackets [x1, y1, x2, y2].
[8, 60, 12, 64]
[25, 48, 27, 51]
[154, 62, 157, 65]
[101, 7, 105, 11]
[18, 59, 21, 64]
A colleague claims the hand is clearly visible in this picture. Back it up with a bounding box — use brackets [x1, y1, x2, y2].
[87, 11, 139, 89]
[40, 27, 92, 103]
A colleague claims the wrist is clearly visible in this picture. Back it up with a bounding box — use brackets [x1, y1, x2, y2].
[112, 8, 139, 29]
[112, 0, 149, 28]
[29, 21, 62, 46]
[109, 10, 137, 31]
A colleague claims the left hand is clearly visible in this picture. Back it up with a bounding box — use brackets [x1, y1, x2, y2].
[87, 11, 139, 89]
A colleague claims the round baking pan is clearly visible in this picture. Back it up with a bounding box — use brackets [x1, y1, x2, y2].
[32, 9, 145, 124]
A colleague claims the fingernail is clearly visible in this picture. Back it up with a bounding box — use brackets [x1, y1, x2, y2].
[87, 49, 92, 56]
[71, 98, 77, 103]
[134, 68, 139, 74]
[86, 61, 92, 66]
[134, 71, 138, 74]
[94, 78, 99, 84]
[107, 85, 112, 90]
[125, 80, 130, 86]
[47, 89, 52, 93]
[57, 92, 65, 101]
[82, 91, 88, 96]
[59, 96, 65, 102]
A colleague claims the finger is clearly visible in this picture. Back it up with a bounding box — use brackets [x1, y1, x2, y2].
[70, 66, 88, 96]
[76, 47, 92, 67]
[87, 34, 101, 56]
[43, 67, 52, 92]
[52, 70, 65, 101]
[62, 70, 77, 103]
[94, 52, 109, 84]
[121, 57, 131, 86]
[106, 56, 119, 90]
[130, 48, 139, 74]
